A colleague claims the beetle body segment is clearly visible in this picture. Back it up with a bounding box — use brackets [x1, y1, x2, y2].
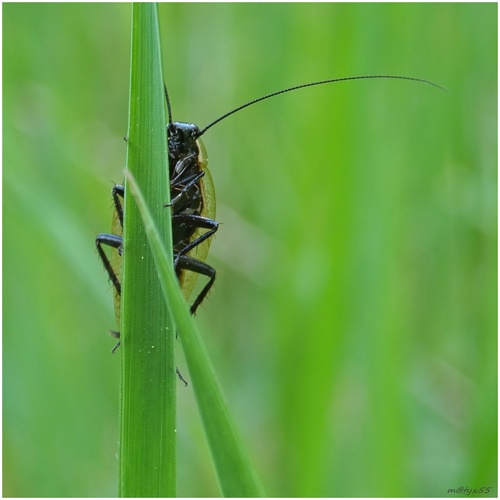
[96, 121, 219, 349]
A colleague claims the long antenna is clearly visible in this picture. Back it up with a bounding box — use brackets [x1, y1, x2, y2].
[196, 75, 446, 137]
[164, 83, 173, 124]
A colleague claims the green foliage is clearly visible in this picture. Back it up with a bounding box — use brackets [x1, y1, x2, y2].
[119, 4, 175, 496]
[3, 3, 497, 497]
[126, 170, 264, 496]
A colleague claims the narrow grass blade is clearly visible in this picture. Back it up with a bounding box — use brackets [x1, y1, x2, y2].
[119, 4, 175, 497]
[125, 170, 265, 497]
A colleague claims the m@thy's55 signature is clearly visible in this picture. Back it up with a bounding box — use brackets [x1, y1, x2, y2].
[447, 486, 493, 495]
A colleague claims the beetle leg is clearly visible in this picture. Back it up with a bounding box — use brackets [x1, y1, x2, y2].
[96, 184, 124, 294]
[111, 337, 121, 354]
[112, 184, 125, 226]
[167, 171, 205, 209]
[176, 255, 216, 314]
[171, 152, 197, 180]
[96, 233, 122, 295]
[172, 214, 219, 264]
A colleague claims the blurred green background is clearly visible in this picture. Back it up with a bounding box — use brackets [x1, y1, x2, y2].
[3, 3, 496, 497]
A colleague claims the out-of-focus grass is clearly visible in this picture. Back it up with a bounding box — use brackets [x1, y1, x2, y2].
[3, 3, 496, 497]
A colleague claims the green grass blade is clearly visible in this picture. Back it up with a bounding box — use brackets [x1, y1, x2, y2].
[119, 4, 175, 497]
[125, 170, 265, 497]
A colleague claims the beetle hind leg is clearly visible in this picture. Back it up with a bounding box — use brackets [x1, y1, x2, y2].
[176, 255, 216, 315]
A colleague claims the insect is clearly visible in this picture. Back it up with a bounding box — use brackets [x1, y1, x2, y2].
[96, 74, 443, 352]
